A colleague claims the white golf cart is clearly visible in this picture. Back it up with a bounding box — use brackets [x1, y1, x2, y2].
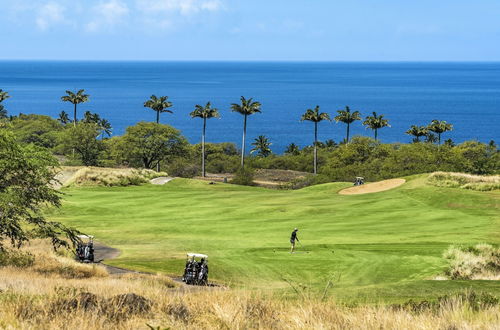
[76, 235, 94, 263]
[182, 253, 209, 285]
[354, 177, 365, 186]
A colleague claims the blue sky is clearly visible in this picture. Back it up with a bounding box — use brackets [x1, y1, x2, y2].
[1, 0, 500, 61]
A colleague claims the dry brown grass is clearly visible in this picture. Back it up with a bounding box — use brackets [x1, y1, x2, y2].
[53, 166, 168, 188]
[443, 244, 500, 280]
[0, 240, 498, 329]
[428, 172, 500, 191]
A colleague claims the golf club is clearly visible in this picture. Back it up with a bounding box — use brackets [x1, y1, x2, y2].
[298, 240, 309, 253]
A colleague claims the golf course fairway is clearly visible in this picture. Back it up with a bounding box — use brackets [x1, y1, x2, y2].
[52, 175, 500, 302]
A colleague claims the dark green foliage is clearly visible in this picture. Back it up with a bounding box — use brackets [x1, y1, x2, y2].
[250, 135, 272, 157]
[167, 159, 200, 178]
[9, 114, 64, 149]
[0, 130, 79, 249]
[230, 167, 255, 186]
[111, 122, 188, 169]
[59, 122, 105, 166]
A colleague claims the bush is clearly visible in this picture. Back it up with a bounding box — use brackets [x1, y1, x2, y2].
[230, 167, 255, 186]
[167, 159, 200, 178]
[0, 249, 35, 268]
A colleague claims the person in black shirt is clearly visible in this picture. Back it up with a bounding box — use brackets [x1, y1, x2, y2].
[290, 228, 299, 253]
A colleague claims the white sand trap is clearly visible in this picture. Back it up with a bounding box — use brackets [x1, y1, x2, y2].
[150, 177, 174, 185]
[339, 178, 406, 195]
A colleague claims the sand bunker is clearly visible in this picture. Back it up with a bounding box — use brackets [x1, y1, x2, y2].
[338, 178, 406, 195]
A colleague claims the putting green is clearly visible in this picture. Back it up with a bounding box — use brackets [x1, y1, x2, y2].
[51, 175, 500, 302]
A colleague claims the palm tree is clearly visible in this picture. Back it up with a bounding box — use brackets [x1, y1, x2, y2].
[230, 96, 262, 168]
[285, 143, 300, 155]
[61, 89, 89, 126]
[99, 119, 112, 139]
[58, 111, 71, 125]
[363, 112, 390, 140]
[301, 105, 331, 174]
[427, 120, 453, 145]
[83, 111, 100, 124]
[144, 95, 173, 124]
[405, 125, 428, 143]
[251, 135, 272, 157]
[334, 106, 361, 143]
[190, 102, 220, 177]
[0, 89, 11, 120]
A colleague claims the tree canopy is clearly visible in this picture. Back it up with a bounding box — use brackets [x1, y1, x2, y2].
[0, 130, 78, 249]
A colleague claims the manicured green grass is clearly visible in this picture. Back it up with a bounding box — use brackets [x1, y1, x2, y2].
[51, 175, 500, 302]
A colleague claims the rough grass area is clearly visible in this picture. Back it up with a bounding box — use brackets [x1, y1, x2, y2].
[54, 166, 167, 188]
[443, 244, 500, 280]
[428, 172, 500, 191]
[0, 260, 498, 330]
[52, 175, 500, 302]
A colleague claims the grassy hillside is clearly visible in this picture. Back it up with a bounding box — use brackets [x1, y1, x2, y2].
[51, 175, 500, 302]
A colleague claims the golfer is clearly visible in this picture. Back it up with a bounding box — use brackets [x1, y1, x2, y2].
[290, 228, 299, 253]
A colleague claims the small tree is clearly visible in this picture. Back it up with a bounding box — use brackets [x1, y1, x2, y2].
[61, 89, 89, 126]
[60, 122, 105, 166]
[230, 96, 262, 168]
[334, 106, 361, 143]
[285, 143, 300, 155]
[190, 102, 220, 177]
[363, 112, 390, 140]
[119, 121, 187, 170]
[301, 105, 330, 174]
[144, 95, 173, 124]
[250, 135, 272, 157]
[405, 125, 428, 143]
[0, 130, 79, 249]
[0, 89, 10, 120]
[58, 111, 71, 125]
[428, 120, 453, 145]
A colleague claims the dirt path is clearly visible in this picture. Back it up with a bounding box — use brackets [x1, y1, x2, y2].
[150, 177, 175, 185]
[338, 178, 406, 195]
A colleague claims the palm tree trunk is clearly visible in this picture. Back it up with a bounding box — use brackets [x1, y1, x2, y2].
[438, 133, 441, 145]
[73, 103, 77, 127]
[202, 117, 206, 177]
[314, 122, 318, 174]
[241, 113, 247, 168]
[374, 128, 378, 141]
[156, 110, 160, 124]
[346, 123, 350, 143]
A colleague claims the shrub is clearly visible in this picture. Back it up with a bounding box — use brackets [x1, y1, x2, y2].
[0, 249, 34, 268]
[166, 159, 200, 178]
[230, 167, 255, 186]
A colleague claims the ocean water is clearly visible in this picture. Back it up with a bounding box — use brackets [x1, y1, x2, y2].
[1, 61, 499, 153]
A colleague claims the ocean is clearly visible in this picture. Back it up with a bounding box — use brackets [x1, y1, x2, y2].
[1, 61, 499, 153]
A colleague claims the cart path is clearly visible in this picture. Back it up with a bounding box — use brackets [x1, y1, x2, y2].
[93, 242, 223, 290]
[338, 178, 406, 195]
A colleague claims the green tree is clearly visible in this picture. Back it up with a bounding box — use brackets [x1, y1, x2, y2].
[10, 114, 63, 149]
[190, 102, 220, 177]
[405, 125, 428, 143]
[230, 96, 262, 168]
[0, 130, 79, 249]
[363, 112, 390, 140]
[61, 89, 89, 126]
[0, 89, 10, 120]
[99, 118, 112, 139]
[428, 120, 453, 145]
[144, 95, 173, 124]
[251, 135, 272, 157]
[118, 121, 187, 170]
[57, 111, 71, 125]
[60, 122, 105, 166]
[285, 143, 300, 156]
[301, 105, 331, 174]
[334, 106, 361, 143]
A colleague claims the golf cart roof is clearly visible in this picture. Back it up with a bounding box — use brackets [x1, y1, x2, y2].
[187, 253, 208, 259]
[356, 177, 364, 179]
[77, 235, 94, 239]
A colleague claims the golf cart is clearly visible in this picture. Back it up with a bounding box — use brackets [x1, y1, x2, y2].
[182, 253, 209, 285]
[354, 177, 365, 186]
[76, 235, 94, 263]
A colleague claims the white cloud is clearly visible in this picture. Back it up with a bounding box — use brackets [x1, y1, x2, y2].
[36, 1, 66, 30]
[86, 0, 130, 32]
[136, 0, 223, 16]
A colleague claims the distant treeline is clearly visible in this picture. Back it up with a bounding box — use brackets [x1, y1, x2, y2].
[0, 89, 498, 185]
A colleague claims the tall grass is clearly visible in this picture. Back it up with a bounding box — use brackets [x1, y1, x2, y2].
[428, 172, 500, 191]
[443, 244, 500, 280]
[0, 240, 498, 329]
[60, 166, 168, 187]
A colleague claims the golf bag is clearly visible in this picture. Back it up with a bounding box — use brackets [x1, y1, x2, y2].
[182, 259, 209, 285]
